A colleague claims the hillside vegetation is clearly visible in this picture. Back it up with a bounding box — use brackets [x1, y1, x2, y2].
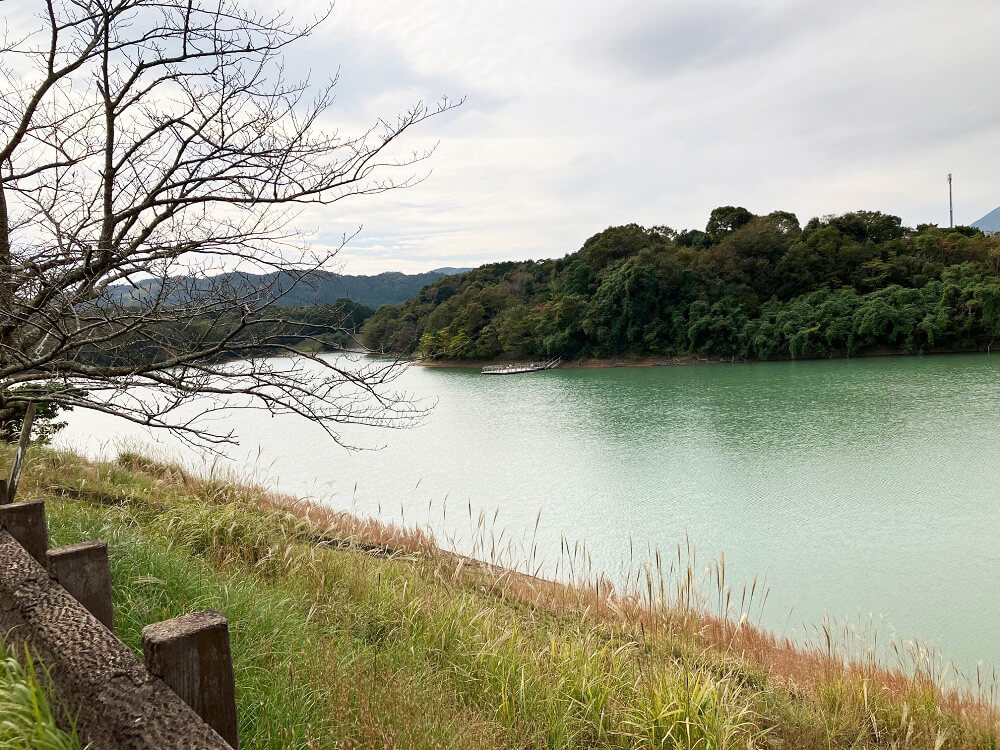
[109, 269, 469, 312]
[7, 444, 998, 748]
[74, 297, 376, 370]
[361, 208, 1000, 361]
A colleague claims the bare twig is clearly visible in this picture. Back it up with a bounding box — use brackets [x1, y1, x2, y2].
[0, 0, 458, 447]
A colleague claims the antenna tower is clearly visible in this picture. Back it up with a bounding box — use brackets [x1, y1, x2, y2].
[948, 173, 954, 228]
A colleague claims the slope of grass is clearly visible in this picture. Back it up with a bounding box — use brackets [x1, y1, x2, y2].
[5, 445, 998, 749]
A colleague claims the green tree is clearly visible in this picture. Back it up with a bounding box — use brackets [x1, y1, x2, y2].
[705, 206, 755, 242]
[0, 385, 82, 444]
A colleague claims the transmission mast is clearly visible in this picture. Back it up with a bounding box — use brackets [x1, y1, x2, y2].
[948, 173, 954, 228]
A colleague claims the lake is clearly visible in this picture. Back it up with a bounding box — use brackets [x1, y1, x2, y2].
[59, 353, 1000, 674]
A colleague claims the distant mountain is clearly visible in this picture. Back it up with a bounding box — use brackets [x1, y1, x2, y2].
[972, 207, 1000, 234]
[109, 268, 472, 310]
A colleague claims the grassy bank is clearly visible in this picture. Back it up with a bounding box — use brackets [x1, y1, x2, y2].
[0, 639, 80, 750]
[5, 445, 998, 748]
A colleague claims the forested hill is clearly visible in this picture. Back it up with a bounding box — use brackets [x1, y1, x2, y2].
[110, 268, 469, 311]
[360, 208, 1000, 361]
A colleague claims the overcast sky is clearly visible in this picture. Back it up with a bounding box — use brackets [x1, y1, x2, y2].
[11, 0, 997, 273]
[282, 0, 999, 273]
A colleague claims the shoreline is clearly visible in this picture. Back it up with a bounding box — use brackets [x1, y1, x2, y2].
[411, 347, 999, 370]
[415, 354, 739, 369]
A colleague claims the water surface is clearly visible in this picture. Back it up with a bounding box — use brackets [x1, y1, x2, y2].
[60, 353, 1000, 671]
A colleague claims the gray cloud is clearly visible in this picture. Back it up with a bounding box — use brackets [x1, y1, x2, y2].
[599, 3, 815, 77]
[156, 0, 1000, 271]
[282, 33, 481, 115]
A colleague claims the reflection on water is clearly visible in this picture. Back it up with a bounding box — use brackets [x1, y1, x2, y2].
[60, 353, 1000, 671]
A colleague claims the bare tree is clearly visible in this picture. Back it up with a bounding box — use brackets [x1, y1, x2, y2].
[0, 0, 458, 448]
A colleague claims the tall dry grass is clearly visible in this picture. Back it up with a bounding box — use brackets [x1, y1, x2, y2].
[7, 444, 998, 748]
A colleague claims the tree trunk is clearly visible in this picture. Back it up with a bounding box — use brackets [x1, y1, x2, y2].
[5, 403, 35, 504]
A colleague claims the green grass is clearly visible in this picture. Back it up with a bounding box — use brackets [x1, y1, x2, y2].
[5, 445, 998, 749]
[0, 640, 80, 750]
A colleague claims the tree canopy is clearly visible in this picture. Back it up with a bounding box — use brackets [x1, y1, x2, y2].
[362, 208, 1000, 362]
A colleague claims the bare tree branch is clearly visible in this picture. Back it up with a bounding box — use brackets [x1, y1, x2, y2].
[0, 0, 460, 446]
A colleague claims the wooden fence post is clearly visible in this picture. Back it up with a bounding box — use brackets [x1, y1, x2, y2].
[0, 500, 47, 564]
[142, 611, 239, 749]
[48, 541, 115, 632]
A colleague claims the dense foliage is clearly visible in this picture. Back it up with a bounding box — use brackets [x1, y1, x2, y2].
[361, 208, 1000, 361]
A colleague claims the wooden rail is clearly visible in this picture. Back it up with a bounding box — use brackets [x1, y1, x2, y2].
[0, 488, 239, 749]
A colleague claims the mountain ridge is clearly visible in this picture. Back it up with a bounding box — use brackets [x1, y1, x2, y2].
[972, 207, 1000, 234]
[109, 267, 472, 311]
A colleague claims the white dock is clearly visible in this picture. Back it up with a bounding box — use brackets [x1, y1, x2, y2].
[481, 357, 561, 375]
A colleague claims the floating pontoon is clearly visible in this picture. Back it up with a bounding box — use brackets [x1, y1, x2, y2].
[481, 358, 562, 375]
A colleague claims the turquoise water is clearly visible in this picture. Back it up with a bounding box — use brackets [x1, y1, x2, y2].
[60, 353, 1000, 672]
